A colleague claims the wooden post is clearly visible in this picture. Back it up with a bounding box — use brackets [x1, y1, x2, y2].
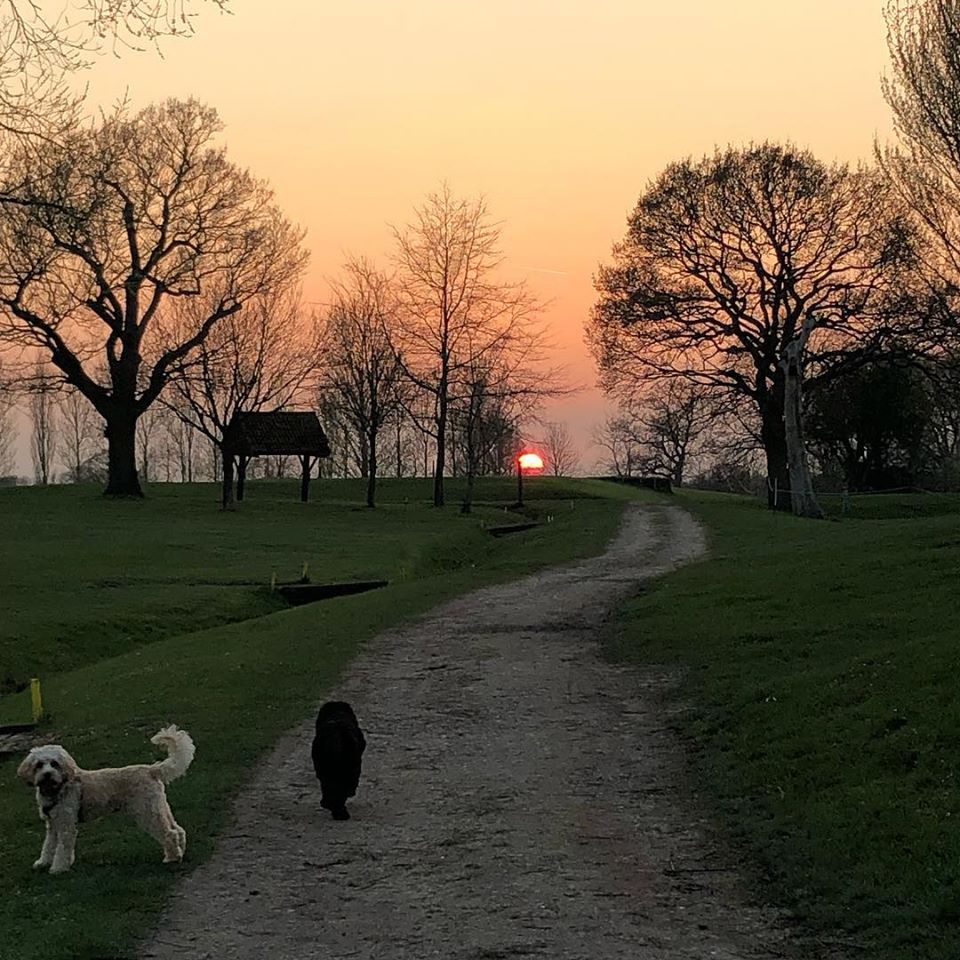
[30, 678, 43, 723]
[236, 456, 248, 502]
[516, 458, 523, 507]
[300, 455, 311, 502]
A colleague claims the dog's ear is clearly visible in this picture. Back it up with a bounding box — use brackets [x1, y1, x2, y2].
[16, 753, 38, 784]
[60, 751, 79, 781]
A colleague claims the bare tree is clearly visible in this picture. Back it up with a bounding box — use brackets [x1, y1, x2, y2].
[315, 390, 355, 479]
[594, 415, 643, 478]
[881, 2, 960, 321]
[319, 258, 405, 507]
[0, 1, 228, 137]
[542, 421, 577, 477]
[452, 354, 512, 511]
[385, 405, 420, 478]
[196, 435, 220, 483]
[631, 382, 717, 486]
[590, 143, 913, 517]
[451, 319, 562, 512]
[29, 359, 58, 483]
[60, 385, 101, 482]
[0, 99, 306, 497]
[164, 283, 317, 493]
[161, 405, 197, 482]
[392, 184, 542, 507]
[135, 404, 166, 483]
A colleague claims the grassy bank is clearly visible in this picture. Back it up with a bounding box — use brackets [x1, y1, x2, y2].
[0, 475, 617, 697]
[0, 476, 640, 960]
[606, 490, 960, 960]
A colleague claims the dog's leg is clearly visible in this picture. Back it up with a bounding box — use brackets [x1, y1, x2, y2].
[326, 787, 350, 820]
[164, 799, 187, 859]
[48, 809, 77, 875]
[33, 817, 56, 870]
[136, 792, 186, 863]
[172, 820, 187, 859]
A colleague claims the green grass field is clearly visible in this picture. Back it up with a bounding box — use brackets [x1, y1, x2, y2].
[6, 477, 959, 960]
[606, 489, 960, 960]
[0, 475, 640, 960]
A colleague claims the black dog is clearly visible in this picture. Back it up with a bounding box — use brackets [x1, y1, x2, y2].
[311, 701, 365, 820]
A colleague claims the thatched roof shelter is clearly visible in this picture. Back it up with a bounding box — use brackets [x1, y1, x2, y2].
[222, 411, 331, 505]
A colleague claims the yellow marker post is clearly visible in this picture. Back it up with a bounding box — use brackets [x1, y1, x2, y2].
[270, 571, 277, 593]
[30, 678, 43, 723]
[301, 561, 309, 582]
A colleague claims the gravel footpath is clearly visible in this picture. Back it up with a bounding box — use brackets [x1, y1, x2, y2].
[140, 503, 794, 960]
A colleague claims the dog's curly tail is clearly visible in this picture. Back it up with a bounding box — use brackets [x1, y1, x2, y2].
[150, 725, 195, 784]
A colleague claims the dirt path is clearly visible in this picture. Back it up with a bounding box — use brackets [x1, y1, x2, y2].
[140, 504, 793, 960]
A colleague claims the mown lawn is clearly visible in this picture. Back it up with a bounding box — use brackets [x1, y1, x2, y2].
[606, 489, 960, 960]
[0, 475, 619, 698]
[0, 475, 643, 960]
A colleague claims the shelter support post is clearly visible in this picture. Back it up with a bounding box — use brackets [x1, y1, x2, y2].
[300, 455, 313, 502]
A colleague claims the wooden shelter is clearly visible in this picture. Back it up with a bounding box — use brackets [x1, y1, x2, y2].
[221, 411, 331, 506]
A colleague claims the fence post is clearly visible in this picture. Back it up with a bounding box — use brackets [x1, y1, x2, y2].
[30, 678, 43, 723]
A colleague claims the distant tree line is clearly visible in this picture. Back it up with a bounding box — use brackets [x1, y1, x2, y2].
[0, 2, 569, 507]
[0, 126, 566, 506]
[588, 0, 960, 514]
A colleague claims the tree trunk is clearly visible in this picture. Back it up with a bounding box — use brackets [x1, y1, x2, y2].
[433, 390, 447, 507]
[103, 413, 143, 497]
[461, 467, 476, 514]
[782, 341, 824, 519]
[359, 433, 369, 479]
[396, 417, 402, 478]
[366, 431, 377, 508]
[759, 388, 791, 512]
[672, 449, 685, 488]
[185, 429, 194, 483]
[461, 419, 478, 514]
[221, 449, 235, 509]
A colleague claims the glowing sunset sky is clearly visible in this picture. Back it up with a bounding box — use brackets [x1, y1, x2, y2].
[77, 0, 894, 472]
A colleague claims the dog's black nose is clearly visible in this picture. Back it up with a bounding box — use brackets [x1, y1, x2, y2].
[37, 775, 61, 797]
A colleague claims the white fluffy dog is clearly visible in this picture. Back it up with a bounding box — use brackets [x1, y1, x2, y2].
[17, 725, 195, 875]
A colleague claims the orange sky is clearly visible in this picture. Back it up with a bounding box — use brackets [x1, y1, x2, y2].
[75, 0, 894, 472]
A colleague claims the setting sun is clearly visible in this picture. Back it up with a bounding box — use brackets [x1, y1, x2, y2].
[518, 452, 545, 474]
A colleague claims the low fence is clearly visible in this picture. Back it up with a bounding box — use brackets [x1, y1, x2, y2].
[764, 480, 938, 516]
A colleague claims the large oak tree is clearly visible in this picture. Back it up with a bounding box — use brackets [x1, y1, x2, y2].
[0, 98, 306, 496]
[589, 143, 910, 514]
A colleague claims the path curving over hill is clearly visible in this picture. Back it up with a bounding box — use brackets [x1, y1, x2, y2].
[140, 503, 793, 960]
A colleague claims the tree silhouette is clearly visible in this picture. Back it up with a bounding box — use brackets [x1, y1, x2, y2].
[590, 143, 911, 515]
[0, 99, 305, 496]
